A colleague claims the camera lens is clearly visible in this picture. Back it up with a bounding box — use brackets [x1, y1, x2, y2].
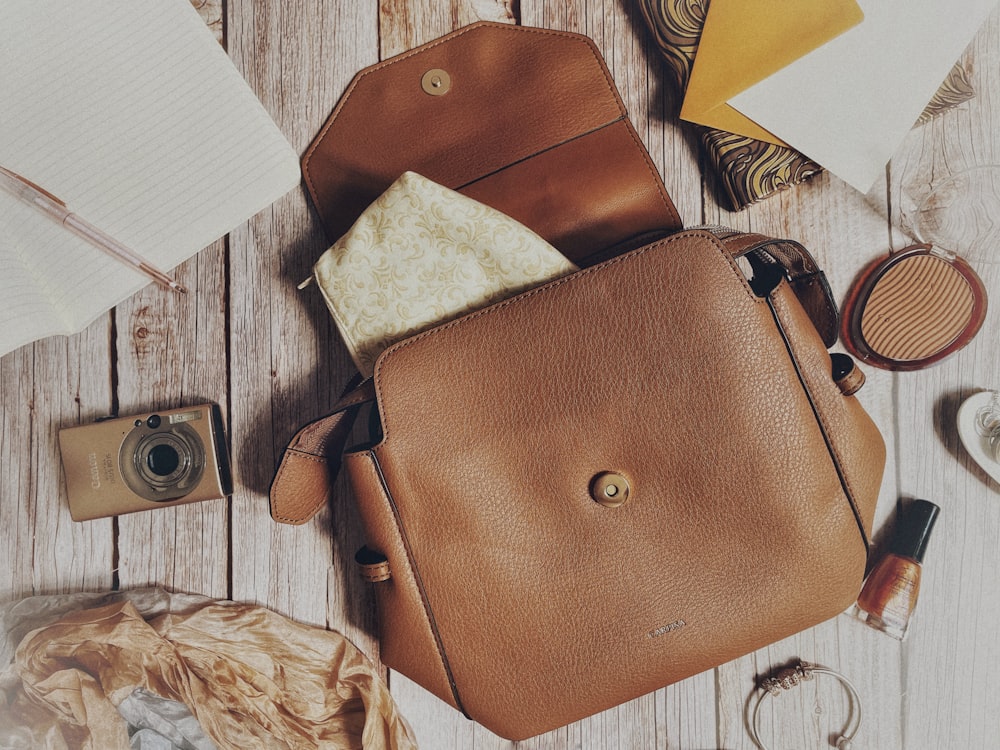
[119, 421, 206, 502]
[146, 443, 180, 476]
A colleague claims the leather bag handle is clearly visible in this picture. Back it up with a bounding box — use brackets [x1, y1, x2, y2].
[269, 230, 840, 524]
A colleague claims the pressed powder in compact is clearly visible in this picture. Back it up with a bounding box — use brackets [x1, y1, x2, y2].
[842, 244, 987, 370]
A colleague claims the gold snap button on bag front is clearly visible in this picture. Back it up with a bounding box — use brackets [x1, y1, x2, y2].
[591, 472, 630, 508]
[421, 68, 451, 96]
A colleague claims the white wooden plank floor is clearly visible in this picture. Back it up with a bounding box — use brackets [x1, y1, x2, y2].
[2, 1, 999, 748]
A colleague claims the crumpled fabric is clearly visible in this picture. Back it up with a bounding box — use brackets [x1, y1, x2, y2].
[0, 589, 417, 750]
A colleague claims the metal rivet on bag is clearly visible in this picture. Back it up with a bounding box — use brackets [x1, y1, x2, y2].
[421, 68, 451, 96]
[591, 472, 630, 508]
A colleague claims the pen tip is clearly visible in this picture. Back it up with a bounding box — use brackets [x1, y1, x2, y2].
[173, 283, 188, 294]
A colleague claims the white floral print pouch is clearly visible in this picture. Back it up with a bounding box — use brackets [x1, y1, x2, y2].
[310, 171, 577, 376]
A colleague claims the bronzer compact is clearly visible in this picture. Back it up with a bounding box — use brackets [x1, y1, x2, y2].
[841, 243, 987, 370]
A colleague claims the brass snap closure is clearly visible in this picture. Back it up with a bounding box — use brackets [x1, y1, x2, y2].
[421, 68, 451, 96]
[591, 472, 630, 508]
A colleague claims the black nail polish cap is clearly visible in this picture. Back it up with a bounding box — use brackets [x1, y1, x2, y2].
[890, 499, 940, 563]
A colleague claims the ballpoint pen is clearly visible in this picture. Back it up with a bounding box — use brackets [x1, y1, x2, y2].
[0, 165, 187, 294]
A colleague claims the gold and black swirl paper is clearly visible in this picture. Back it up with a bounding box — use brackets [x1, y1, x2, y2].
[699, 130, 822, 210]
[637, 0, 974, 210]
[638, 0, 708, 96]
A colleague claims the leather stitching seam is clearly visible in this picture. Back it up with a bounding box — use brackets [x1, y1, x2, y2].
[286, 449, 326, 463]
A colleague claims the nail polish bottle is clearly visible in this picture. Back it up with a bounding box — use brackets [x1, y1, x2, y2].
[853, 499, 940, 640]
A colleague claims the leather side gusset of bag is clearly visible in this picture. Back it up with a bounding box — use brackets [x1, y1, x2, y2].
[270, 228, 886, 740]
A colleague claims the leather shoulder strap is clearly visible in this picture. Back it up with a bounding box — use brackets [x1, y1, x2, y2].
[269, 378, 375, 524]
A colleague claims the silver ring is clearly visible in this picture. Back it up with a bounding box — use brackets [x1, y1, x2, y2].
[749, 661, 862, 750]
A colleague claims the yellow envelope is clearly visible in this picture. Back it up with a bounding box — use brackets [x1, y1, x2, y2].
[680, 0, 864, 146]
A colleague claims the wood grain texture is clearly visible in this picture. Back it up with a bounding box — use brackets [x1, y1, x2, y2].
[2, 1, 1000, 748]
[0, 322, 116, 603]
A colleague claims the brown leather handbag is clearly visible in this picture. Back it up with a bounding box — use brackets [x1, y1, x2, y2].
[270, 228, 886, 740]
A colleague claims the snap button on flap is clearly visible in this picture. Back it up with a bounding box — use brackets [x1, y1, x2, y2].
[831, 352, 866, 396]
[421, 68, 451, 96]
[355, 546, 391, 583]
[591, 472, 630, 508]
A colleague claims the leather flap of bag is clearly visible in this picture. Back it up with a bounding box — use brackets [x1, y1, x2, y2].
[302, 22, 681, 263]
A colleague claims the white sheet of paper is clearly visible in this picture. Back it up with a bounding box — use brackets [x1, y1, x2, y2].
[728, 0, 999, 193]
[0, 0, 300, 357]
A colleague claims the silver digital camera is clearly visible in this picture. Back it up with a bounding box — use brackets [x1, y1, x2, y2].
[59, 403, 233, 521]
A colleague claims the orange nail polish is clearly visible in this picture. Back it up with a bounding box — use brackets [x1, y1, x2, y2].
[853, 499, 940, 640]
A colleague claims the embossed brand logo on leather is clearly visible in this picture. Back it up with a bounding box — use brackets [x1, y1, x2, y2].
[647, 619, 686, 638]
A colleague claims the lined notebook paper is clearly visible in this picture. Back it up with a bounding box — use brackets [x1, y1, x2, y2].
[0, 0, 300, 357]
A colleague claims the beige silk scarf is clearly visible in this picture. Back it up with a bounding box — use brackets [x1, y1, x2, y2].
[0, 592, 416, 750]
